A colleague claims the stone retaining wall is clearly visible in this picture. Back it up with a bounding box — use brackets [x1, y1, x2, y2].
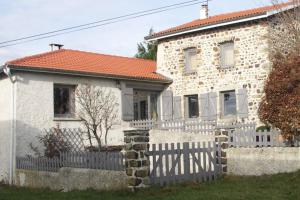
[14, 168, 127, 192]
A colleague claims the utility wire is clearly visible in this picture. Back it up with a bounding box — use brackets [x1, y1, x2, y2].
[0, 0, 210, 48]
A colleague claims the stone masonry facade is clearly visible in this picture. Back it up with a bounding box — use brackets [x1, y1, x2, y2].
[157, 20, 272, 124]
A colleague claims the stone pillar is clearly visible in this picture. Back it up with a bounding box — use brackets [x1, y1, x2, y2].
[215, 129, 229, 174]
[124, 130, 150, 191]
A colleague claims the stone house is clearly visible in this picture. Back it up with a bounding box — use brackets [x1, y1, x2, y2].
[0, 2, 297, 184]
[146, 2, 298, 124]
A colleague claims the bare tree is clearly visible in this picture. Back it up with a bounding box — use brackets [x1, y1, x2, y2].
[269, 0, 300, 57]
[76, 84, 119, 150]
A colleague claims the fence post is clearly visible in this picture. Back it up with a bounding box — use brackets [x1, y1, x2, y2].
[215, 128, 228, 174]
[124, 129, 150, 191]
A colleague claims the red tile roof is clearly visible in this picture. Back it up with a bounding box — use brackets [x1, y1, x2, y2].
[7, 49, 170, 82]
[147, 2, 292, 40]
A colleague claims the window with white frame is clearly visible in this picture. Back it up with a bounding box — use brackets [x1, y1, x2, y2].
[220, 41, 234, 68]
[54, 84, 76, 118]
[184, 48, 197, 72]
[220, 90, 237, 117]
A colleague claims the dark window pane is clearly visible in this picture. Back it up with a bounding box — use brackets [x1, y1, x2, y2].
[188, 95, 199, 118]
[54, 85, 74, 117]
[223, 91, 236, 116]
[140, 101, 147, 120]
[134, 102, 139, 120]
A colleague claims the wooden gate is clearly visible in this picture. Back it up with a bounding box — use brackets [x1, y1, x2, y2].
[148, 141, 221, 186]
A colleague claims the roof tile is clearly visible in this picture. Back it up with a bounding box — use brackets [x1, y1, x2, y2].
[148, 3, 291, 39]
[7, 49, 169, 82]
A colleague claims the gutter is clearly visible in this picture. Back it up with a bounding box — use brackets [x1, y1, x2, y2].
[7, 65, 173, 84]
[146, 4, 297, 42]
[2, 65, 16, 185]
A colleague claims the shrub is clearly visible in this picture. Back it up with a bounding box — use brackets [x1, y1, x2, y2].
[259, 53, 300, 139]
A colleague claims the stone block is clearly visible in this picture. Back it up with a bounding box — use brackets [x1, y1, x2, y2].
[221, 143, 229, 149]
[128, 178, 142, 187]
[126, 168, 134, 176]
[128, 160, 142, 168]
[133, 137, 149, 143]
[133, 144, 148, 151]
[125, 151, 138, 159]
[135, 169, 149, 178]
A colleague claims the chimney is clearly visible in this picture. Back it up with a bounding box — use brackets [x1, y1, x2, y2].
[200, 4, 208, 19]
[49, 43, 64, 51]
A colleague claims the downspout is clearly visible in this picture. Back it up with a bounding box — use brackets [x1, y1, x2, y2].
[3, 65, 16, 185]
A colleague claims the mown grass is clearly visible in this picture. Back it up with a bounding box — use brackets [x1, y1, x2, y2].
[0, 171, 299, 200]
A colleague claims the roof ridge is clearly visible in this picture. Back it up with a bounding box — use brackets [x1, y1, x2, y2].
[7, 49, 156, 65]
[6, 49, 65, 65]
[64, 49, 156, 63]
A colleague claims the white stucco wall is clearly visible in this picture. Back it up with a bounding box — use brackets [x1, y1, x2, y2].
[14, 72, 126, 157]
[0, 76, 13, 182]
[227, 147, 300, 176]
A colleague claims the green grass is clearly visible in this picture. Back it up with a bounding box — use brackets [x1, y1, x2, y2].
[0, 171, 300, 200]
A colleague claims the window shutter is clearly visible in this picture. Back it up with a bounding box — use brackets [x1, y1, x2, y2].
[237, 88, 249, 119]
[161, 90, 173, 120]
[208, 92, 217, 121]
[122, 87, 134, 121]
[184, 50, 191, 71]
[220, 42, 234, 68]
[173, 96, 182, 120]
[199, 93, 209, 121]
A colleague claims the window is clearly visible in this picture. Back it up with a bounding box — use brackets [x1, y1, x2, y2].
[220, 41, 234, 68]
[220, 90, 237, 117]
[184, 48, 197, 72]
[185, 95, 199, 118]
[139, 100, 147, 120]
[54, 84, 75, 118]
[133, 91, 158, 120]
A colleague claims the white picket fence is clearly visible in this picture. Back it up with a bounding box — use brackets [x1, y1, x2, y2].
[130, 119, 216, 135]
[130, 119, 299, 148]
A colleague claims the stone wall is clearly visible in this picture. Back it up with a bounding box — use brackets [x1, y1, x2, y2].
[124, 130, 150, 191]
[226, 147, 300, 176]
[156, 20, 271, 124]
[14, 168, 128, 191]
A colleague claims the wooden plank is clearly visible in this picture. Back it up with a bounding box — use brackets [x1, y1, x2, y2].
[207, 141, 212, 181]
[202, 142, 207, 182]
[158, 144, 164, 186]
[183, 142, 190, 182]
[165, 143, 170, 185]
[176, 143, 182, 183]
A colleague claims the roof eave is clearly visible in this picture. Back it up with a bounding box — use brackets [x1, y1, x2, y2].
[145, 13, 269, 41]
[146, 4, 299, 42]
[7, 64, 173, 84]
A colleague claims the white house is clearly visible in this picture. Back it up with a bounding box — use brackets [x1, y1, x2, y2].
[0, 48, 171, 183]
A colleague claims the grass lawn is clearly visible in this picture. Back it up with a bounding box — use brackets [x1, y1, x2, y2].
[0, 171, 300, 200]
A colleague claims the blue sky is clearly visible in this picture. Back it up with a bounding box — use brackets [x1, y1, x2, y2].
[0, 0, 272, 64]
